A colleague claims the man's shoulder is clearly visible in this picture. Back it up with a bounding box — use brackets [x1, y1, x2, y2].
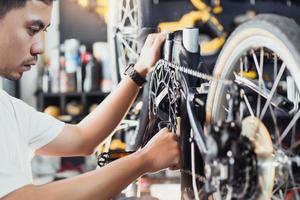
[0, 89, 15, 101]
[0, 89, 29, 112]
[0, 89, 12, 104]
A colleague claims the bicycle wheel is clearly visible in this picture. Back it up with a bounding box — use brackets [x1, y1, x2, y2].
[206, 14, 300, 199]
[108, 0, 159, 151]
[108, 0, 143, 84]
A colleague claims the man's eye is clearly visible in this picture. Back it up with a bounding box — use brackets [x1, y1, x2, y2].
[28, 27, 40, 35]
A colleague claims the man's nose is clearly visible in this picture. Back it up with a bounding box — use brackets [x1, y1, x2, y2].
[31, 34, 45, 56]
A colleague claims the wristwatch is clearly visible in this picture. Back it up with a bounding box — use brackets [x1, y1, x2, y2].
[124, 63, 147, 87]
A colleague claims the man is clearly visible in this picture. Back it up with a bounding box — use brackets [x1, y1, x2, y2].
[0, 0, 180, 199]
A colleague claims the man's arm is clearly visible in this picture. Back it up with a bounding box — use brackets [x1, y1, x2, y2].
[4, 129, 180, 200]
[37, 33, 166, 156]
[37, 75, 140, 156]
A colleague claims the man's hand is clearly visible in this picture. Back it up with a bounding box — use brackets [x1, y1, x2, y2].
[134, 33, 166, 77]
[140, 128, 181, 173]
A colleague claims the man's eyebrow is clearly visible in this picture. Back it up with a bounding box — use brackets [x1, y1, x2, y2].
[30, 20, 51, 29]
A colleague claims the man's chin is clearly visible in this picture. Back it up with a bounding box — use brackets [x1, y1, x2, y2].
[5, 73, 23, 81]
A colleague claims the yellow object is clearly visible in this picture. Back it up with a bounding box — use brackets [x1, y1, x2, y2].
[212, 6, 223, 14]
[110, 139, 126, 150]
[77, 0, 89, 8]
[97, 144, 104, 154]
[76, 0, 109, 23]
[95, 0, 109, 23]
[44, 106, 60, 118]
[191, 0, 208, 11]
[159, 11, 210, 32]
[242, 70, 257, 79]
[66, 101, 83, 116]
[158, 0, 225, 55]
[96, 139, 126, 154]
[201, 35, 226, 55]
[210, 15, 224, 31]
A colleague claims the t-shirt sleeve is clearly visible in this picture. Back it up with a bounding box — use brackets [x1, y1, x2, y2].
[9, 96, 65, 152]
[27, 107, 65, 151]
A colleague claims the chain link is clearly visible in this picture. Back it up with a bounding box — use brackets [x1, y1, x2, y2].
[156, 59, 233, 85]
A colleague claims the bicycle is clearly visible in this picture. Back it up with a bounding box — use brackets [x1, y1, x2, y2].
[105, 1, 300, 199]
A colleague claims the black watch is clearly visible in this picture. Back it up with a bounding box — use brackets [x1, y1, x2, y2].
[124, 64, 147, 87]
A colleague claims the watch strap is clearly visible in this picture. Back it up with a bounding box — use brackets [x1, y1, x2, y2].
[124, 64, 147, 87]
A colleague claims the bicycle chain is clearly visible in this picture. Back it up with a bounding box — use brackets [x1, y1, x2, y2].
[156, 59, 233, 85]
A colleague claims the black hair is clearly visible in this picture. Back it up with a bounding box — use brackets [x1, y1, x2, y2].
[0, 0, 54, 19]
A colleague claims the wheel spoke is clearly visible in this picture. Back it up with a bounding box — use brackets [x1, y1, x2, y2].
[257, 48, 264, 116]
[250, 49, 283, 146]
[284, 183, 289, 199]
[290, 125, 297, 150]
[273, 182, 286, 195]
[269, 104, 282, 148]
[251, 48, 264, 116]
[259, 48, 264, 76]
[241, 89, 255, 117]
[291, 139, 300, 149]
[278, 110, 300, 145]
[260, 62, 286, 119]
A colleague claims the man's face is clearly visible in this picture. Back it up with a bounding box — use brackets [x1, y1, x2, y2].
[0, 1, 52, 80]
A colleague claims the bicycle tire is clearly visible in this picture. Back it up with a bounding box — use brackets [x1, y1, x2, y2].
[206, 14, 300, 199]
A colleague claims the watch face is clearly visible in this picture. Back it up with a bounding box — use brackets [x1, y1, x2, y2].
[125, 64, 135, 76]
[128, 66, 135, 76]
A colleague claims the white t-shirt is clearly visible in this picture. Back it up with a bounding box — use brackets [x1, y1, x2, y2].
[0, 89, 65, 198]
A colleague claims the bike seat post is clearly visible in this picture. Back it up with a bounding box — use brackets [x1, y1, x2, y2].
[182, 28, 200, 54]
